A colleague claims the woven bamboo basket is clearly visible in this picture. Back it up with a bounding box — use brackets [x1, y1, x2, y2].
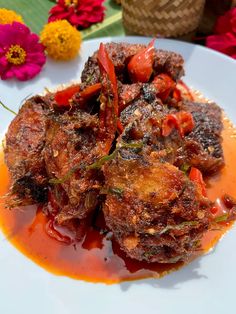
[121, 0, 206, 37]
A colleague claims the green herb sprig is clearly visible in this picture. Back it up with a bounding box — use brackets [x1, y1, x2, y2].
[159, 221, 198, 235]
[0, 100, 17, 115]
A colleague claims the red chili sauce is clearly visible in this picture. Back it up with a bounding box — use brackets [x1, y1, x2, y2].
[0, 118, 236, 284]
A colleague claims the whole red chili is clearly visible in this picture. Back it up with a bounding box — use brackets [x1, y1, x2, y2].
[189, 167, 207, 197]
[162, 111, 195, 138]
[128, 39, 155, 83]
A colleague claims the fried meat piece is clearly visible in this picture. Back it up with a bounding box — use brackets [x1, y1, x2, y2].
[120, 95, 224, 174]
[103, 154, 211, 263]
[175, 101, 224, 174]
[43, 110, 103, 223]
[81, 42, 184, 86]
[4, 96, 49, 203]
[153, 49, 184, 80]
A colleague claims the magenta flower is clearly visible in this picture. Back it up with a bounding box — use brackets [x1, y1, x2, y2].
[0, 22, 46, 81]
[48, 0, 105, 29]
[206, 7, 236, 59]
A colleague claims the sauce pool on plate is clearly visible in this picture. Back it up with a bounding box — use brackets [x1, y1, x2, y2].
[0, 118, 236, 284]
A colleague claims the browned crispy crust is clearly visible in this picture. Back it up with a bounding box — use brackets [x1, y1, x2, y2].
[4, 41, 225, 263]
[43, 110, 103, 223]
[81, 42, 184, 86]
[4, 96, 49, 203]
[103, 153, 211, 263]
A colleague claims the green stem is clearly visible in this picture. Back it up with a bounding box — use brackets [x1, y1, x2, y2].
[0, 101, 17, 115]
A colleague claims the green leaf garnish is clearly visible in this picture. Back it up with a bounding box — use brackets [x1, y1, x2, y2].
[49, 165, 80, 184]
[100, 186, 124, 197]
[87, 141, 143, 170]
[214, 213, 229, 223]
[118, 141, 143, 149]
[180, 163, 190, 174]
[87, 150, 118, 170]
[159, 221, 198, 235]
[109, 187, 123, 196]
[0, 100, 17, 115]
[50, 141, 143, 183]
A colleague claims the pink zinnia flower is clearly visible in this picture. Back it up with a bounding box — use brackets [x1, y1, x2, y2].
[206, 32, 236, 59]
[0, 22, 46, 81]
[206, 7, 236, 59]
[48, 0, 105, 29]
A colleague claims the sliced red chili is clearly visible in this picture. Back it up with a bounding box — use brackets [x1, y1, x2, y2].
[189, 167, 207, 197]
[55, 85, 80, 106]
[97, 43, 118, 117]
[178, 80, 194, 101]
[153, 73, 176, 101]
[173, 87, 182, 102]
[176, 111, 195, 137]
[210, 205, 218, 215]
[79, 83, 101, 100]
[162, 114, 179, 137]
[117, 119, 124, 134]
[97, 43, 119, 153]
[75, 83, 102, 109]
[128, 39, 155, 83]
[162, 111, 195, 138]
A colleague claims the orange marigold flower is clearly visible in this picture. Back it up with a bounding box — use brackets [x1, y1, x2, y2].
[40, 20, 82, 60]
[0, 8, 24, 25]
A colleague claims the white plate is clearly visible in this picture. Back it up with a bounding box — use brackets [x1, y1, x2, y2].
[0, 37, 236, 314]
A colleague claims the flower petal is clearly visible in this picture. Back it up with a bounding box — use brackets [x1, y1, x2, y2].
[11, 63, 43, 81]
[26, 52, 46, 66]
[48, 0, 105, 28]
[1, 67, 15, 80]
[215, 7, 236, 35]
[0, 22, 46, 81]
[206, 32, 236, 59]
[0, 56, 8, 74]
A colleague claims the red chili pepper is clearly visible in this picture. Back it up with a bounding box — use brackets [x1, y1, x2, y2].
[79, 83, 101, 100]
[210, 206, 218, 215]
[117, 119, 124, 134]
[97, 43, 119, 153]
[55, 83, 102, 108]
[162, 111, 195, 138]
[178, 80, 194, 101]
[55, 85, 81, 106]
[97, 43, 118, 117]
[162, 114, 179, 137]
[173, 87, 182, 102]
[128, 39, 155, 83]
[189, 167, 207, 197]
[176, 111, 195, 137]
[75, 83, 102, 109]
[153, 73, 176, 101]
